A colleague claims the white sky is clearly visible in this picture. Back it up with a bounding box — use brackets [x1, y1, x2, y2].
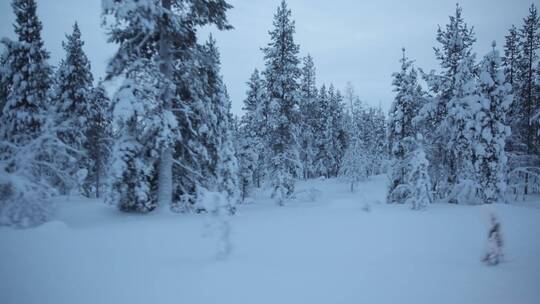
[0, 0, 532, 115]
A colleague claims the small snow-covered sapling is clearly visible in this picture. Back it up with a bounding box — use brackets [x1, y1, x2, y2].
[362, 203, 371, 212]
[482, 213, 504, 266]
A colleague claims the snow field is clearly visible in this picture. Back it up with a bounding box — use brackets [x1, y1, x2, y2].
[1, 175, 539, 304]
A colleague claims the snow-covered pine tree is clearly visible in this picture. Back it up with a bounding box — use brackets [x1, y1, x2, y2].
[172, 47, 210, 210]
[236, 124, 256, 202]
[445, 54, 480, 204]
[339, 134, 368, 192]
[342, 83, 359, 154]
[387, 48, 425, 204]
[373, 105, 388, 174]
[505, 5, 540, 198]
[345, 86, 364, 139]
[536, 61, 540, 129]
[107, 59, 178, 212]
[195, 37, 224, 190]
[340, 86, 381, 188]
[169, 37, 239, 212]
[343, 82, 359, 115]
[262, 0, 302, 205]
[419, 4, 476, 200]
[482, 213, 504, 266]
[314, 84, 347, 178]
[0, 51, 8, 118]
[323, 85, 339, 177]
[341, 85, 389, 181]
[357, 106, 387, 178]
[0, 0, 73, 227]
[217, 97, 240, 210]
[0, 121, 61, 228]
[200, 36, 239, 210]
[405, 136, 432, 210]
[516, 4, 540, 155]
[299, 54, 318, 179]
[239, 69, 266, 195]
[53, 22, 94, 193]
[313, 84, 332, 178]
[328, 86, 347, 177]
[388, 49, 424, 159]
[84, 83, 112, 198]
[102, 0, 232, 211]
[503, 25, 521, 88]
[433, 4, 476, 86]
[346, 86, 364, 142]
[473, 43, 512, 204]
[0, 0, 52, 146]
[503, 24, 523, 153]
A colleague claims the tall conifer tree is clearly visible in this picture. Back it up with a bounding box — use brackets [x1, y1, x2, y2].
[419, 4, 476, 200]
[262, 0, 302, 205]
[517, 4, 540, 154]
[474, 43, 512, 204]
[102, 0, 232, 211]
[387, 49, 425, 203]
[0, 0, 52, 145]
[53, 23, 94, 193]
[299, 54, 318, 179]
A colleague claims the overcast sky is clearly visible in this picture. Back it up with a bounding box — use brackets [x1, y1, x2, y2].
[0, 0, 533, 114]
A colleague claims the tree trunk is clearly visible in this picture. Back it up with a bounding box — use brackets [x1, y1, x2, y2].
[157, 0, 173, 207]
[96, 151, 100, 198]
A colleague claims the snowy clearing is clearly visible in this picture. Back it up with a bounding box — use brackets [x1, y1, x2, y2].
[1, 175, 539, 304]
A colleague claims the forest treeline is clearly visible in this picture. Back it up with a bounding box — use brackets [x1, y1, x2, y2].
[0, 0, 539, 228]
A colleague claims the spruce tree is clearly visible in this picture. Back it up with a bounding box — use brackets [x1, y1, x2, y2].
[314, 84, 331, 177]
[387, 49, 425, 204]
[482, 214, 504, 266]
[85, 84, 111, 198]
[102, 0, 232, 211]
[239, 69, 267, 190]
[503, 25, 520, 88]
[327, 86, 347, 177]
[405, 136, 432, 210]
[536, 61, 540, 128]
[434, 4, 476, 83]
[324, 85, 339, 177]
[474, 43, 512, 204]
[0, 0, 52, 146]
[170, 37, 239, 212]
[236, 124, 256, 201]
[503, 24, 522, 151]
[0, 0, 67, 227]
[262, 0, 302, 205]
[517, 4, 540, 155]
[107, 59, 178, 212]
[360, 106, 387, 177]
[314, 84, 347, 178]
[0, 51, 8, 117]
[299, 54, 318, 179]
[339, 135, 368, 192]
[445, 54, 479, 203]
[374, 107, 389, 173]
[197, 37, 225, 189]
[0, 0, 72, 193]
[217, 100, 240, 210]
[201, 37, 239, 209]
[419, 4, 476, 200]
[53, 23, 94, 193]
[346, 86, 364, 146]
[172, 46, 209, 210]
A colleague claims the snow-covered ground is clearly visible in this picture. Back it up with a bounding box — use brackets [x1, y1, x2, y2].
[1, 175, 539, 304]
